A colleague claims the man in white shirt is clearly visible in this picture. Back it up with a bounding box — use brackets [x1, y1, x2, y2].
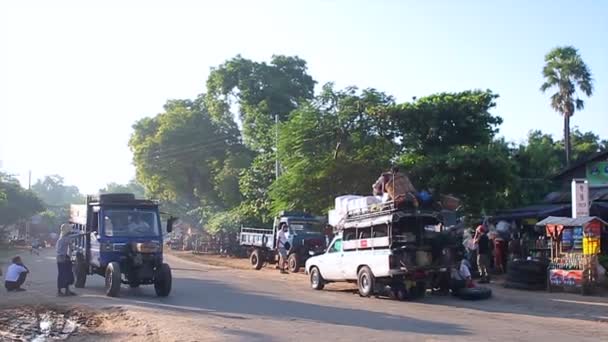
[276, 224, 289, 274]
[4, 256, 29, 292]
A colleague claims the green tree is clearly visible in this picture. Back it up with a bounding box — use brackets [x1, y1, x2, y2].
[540, 46, 594, 166]
[269, 85, 397, 214]
[205, 55, 316, 221]
[99, 179, 146, 198]
[129, 97, 250, 225]
[379, 90, 502, 154]
[385, 91, 507, 215]
[205, 55, 315, 151]
[31, 175, 84, 206]
[0, 175, 45, 239]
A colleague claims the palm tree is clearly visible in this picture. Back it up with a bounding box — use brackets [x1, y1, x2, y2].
[540, 46, 594, 166]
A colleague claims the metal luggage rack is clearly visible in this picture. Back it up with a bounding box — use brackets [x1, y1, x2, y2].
[344, 201, 398, 221]
[344, 202, 443, 223]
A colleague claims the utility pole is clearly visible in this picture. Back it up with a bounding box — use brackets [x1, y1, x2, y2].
[28, 170, 31, 190]
[275, 114, 280, 180]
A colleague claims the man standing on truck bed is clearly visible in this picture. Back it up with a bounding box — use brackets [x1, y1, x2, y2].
[277, 223, 289, 274]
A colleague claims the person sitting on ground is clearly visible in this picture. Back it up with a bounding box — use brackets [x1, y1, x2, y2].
[4, 256, 29, 292]
[450, 257, 472, 294]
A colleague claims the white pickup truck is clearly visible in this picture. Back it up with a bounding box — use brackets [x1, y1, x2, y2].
[305, 209, 446, 299]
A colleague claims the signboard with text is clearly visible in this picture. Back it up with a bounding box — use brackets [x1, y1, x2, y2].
[586, 161, 608, 186]
[549, 269, 583, 287]
[571, 179, 589, 218]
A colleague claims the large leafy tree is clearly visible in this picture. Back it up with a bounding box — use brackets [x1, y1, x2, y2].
[129, 97, 250, 225]
[205, 55, 316, 221]
[0, 174, 45, 239]
[31, 175, 84, 206]
[99, 179, 146, 198]
[269, 85, 397, 214]
[384, 91, 507, 215]
[540, 46, 594, 166]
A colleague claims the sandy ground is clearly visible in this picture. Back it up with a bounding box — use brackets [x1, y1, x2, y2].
[1, 248, 607, 341]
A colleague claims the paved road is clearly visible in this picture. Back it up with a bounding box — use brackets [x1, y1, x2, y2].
[2, 249, 608, 341]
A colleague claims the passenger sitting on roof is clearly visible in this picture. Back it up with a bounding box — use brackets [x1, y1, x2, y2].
[384, 167, 418, 208]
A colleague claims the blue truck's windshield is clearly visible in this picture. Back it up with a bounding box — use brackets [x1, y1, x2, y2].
[289, 220, 323, 234]
[102, 209, 160, 237]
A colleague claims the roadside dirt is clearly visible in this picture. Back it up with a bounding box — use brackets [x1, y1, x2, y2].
[0, 305, 156, 342]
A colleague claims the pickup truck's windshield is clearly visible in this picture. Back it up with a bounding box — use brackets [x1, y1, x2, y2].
[289, 221, 323, 234]
[103, 209, 160, 237]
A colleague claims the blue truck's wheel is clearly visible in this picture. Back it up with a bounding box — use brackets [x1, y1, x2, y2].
[154, 263, 172, 297]
[105, 262, 122, 297]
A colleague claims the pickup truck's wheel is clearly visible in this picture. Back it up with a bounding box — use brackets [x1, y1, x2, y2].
[250, 249, 264, 270]
[73, 258, 87, 288]
[105, 262, 122, 297]
[357, 266, 375, 297]
[154, 263, 172, 297]
[310, 267, 325, 290]
[288, 253, 300, 273]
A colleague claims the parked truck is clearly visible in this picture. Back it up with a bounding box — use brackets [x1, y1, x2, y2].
[69, 193, 177, 297]
[239, 211, 327, 272]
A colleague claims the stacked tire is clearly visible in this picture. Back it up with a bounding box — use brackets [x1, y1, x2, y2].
[504, 259, 548, 291]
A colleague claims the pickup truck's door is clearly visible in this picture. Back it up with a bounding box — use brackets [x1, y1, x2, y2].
[320, 238, 344, 280]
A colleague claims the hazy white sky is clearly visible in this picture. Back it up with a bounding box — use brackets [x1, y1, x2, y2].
[1, 0, 606, 194]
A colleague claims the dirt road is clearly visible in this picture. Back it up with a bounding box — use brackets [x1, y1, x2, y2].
[1, 249, 607, 341]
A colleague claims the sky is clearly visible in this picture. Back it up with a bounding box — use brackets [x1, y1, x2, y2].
[0, 0, 606, 194]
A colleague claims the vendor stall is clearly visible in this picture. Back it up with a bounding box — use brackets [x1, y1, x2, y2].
[537, 216, 607, 295]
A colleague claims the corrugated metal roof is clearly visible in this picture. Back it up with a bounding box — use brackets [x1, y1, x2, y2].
[543, 186, 608, 204]
[535, 216, 608, 227]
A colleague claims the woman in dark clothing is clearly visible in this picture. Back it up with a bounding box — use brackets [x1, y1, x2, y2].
[56, 224, 83, 296]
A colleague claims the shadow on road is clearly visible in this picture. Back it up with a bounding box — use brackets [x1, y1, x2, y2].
[83, 275, 470, 336]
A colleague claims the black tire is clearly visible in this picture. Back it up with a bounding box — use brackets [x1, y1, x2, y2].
[310, 267, 325, 290]
[456, 287, 492, 300]
[73, 260, 87, 289]
[154, 263, 172, 297]
[250, 249, 264, 270]
[288, 253, 300, 273]
[357, 266, 375, 297]
[389, 284, 407, 301]
[105, 262, 122, 297]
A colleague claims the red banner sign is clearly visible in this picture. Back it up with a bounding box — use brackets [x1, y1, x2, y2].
[549, 269, 583, 287]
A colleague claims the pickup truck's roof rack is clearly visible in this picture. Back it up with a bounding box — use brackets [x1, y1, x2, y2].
[338, 202, 443, 230]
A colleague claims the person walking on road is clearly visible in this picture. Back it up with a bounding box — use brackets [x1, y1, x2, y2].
[56, 223, 84, 296]
[277, 223, 290, 274]
[5, 256, 29, 292]
[474, 225, 491, 283]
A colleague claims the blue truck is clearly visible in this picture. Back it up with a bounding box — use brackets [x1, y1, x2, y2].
[69, 193, 177, 297]
[239, 211, 327, 272]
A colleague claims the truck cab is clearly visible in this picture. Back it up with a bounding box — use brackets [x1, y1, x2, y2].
[70, 193, 176, 297]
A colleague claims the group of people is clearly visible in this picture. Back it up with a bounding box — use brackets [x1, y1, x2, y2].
[3, 223, 85, 296]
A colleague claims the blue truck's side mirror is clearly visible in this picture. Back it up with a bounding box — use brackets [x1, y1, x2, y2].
[167, 216, 177, 233]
